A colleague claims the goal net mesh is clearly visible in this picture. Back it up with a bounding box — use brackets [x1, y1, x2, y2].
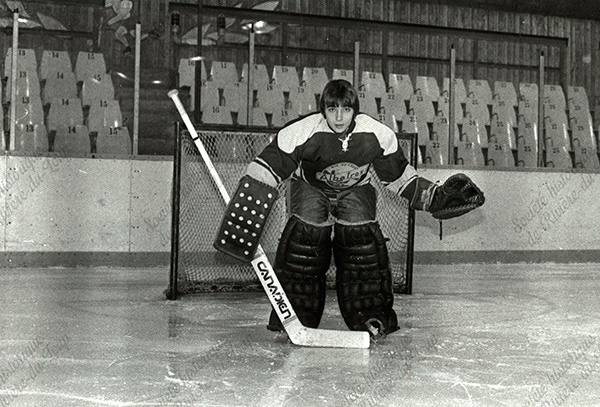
[169, 128, 415, 296]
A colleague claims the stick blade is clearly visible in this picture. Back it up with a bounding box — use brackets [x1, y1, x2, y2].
[286, 320, 370, 349]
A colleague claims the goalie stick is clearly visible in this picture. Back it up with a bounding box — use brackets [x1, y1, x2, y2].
[168, 89, 370, 349]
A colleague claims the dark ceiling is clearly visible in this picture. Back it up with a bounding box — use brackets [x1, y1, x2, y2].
[418, 0, 600, 21]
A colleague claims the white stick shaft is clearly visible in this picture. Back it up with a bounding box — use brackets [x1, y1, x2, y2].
[168, 90, 231, 204]
[168, 89, 297, 327]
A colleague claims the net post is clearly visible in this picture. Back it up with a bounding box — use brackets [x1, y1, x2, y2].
[405, 132, 419, 295]
[167, 121, 183, 300]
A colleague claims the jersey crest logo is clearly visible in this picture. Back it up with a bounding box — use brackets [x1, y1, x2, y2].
[316, 162, 368, 189]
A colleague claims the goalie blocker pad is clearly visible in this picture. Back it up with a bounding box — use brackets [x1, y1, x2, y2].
[214, 175, 279, 262]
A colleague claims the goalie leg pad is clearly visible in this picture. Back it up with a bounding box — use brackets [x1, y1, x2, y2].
[267, 216, 332, 331]
[333, 222, 399, 336]
[214, 175, 279, 262]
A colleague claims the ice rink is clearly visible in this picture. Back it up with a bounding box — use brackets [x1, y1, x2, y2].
[0, 263, 599, 406]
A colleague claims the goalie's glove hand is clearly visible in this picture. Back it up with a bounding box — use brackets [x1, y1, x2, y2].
[428, 173, 485, 220]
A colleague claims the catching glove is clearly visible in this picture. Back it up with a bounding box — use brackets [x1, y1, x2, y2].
[428, 173, 485, 220]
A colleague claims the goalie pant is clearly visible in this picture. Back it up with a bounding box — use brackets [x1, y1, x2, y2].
[266, 177, 399, 337]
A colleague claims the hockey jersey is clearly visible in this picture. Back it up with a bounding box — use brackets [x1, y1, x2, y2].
[249, 112, 416, 195]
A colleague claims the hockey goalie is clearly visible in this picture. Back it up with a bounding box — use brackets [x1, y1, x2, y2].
[214, 79, 484, 339]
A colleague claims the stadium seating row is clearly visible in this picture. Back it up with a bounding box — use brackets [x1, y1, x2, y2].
[4, 49, 108, 84]
[178, 58, 599, 169]
[2, 48, 130, 154]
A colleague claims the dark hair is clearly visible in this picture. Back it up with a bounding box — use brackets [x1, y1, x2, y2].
[318, 79, 360, 116]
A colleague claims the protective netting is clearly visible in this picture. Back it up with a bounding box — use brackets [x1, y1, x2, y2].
[171, 129, 415, 295]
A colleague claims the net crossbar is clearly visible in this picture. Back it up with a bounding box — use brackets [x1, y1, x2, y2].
[168, 126, 416, 297]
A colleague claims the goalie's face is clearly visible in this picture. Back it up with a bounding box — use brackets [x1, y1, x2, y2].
[324, 105, 354, 134]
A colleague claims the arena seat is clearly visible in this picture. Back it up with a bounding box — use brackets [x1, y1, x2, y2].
[568, 100, 592, 124]
[198, 80, 221, 113]
[467, 79, 492, 105]
[544, 101, 570, 131]
[493, 81, 518, 106]
[272, 65, 300, 91]
[544, 118, 571, 150]
[81, 73, 115, 107]
[570, 115, 596, 150]
[519, 83, 538, 103]
[202, 105, 233, 125]
[516, 121, 539, 168]
[87, 99, 123, 133]
[0, 102, 3, 146]
[436, 92, 464, 124]
[545, 145, 572, 169]
[518, 99, 538, 125]
[464, 94, 490, 125]
[42, 70, 78, 105]
[53, 124, 91, 155]
[7, 69, 42, 99]
[332, 68, 353, 83]
[567, 86, 590, 110]
[222, 81, 246, 114]
[241, 63, 270, 90]
[4, 48, 37, 78]
[388, 73, 413, 101]
[178, 58, 206, 88]
[573, 146, 600, 169]
[544, 84, 567, 110]
[489, 114, 517, 149]
[271, 107, 291, 128]
[415, 76, 440, 101]
[209, 61, 239, 86]
[75, 51, 107, 83]
[400, 109, 429, 146]
[486, 143, 515, 167]
[424, 138, 448, 165]
[432, 114, 459, 148]
[442, 77, 467, 105]
[256, 83, 286, 114]
[491, 98, 517, 128]
[14, 123, 48, 153]
[376, 107, 399, 132]
[47, 98, 84, 132]
[288, 85, 318, 117]
[358, 88, 379, 117]
[380, 92, 405, 129]
[236, 105, 268, 127]
[301, 67, 329, 97]
[361, 71, 387, 94]
[461, 115, 488, 147]
[409, 90, 435, 123]
[95, 126, 131, 155]
[14, 94, 44, 126]
[567, 90, 593, 146]
[39, 50, 73, 81]
[456, 141, 485, 166]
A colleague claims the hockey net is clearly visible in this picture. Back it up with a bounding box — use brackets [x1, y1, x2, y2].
[167, 126, 416, 298]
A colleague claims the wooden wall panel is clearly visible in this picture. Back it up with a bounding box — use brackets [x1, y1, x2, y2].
[8, 1, 600, 114]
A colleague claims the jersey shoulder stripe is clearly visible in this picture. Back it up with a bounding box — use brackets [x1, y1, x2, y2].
[354, 114, 398, 156]
[277, 113, 329, 154]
